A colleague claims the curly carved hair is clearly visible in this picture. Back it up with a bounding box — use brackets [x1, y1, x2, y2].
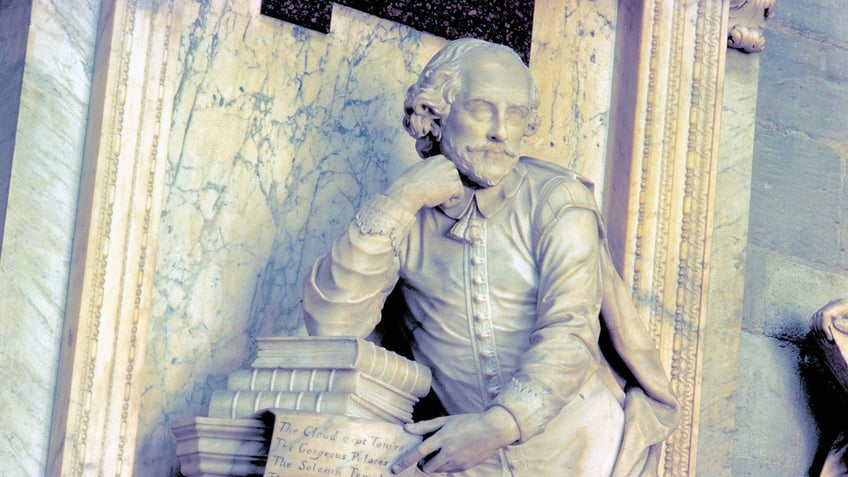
[402, 38, 541, 158]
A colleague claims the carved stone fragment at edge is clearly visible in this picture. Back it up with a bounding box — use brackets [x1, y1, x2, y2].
[728, 0, 776, 53]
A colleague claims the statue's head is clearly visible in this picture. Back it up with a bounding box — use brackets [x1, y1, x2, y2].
[403, 39, 541, 188]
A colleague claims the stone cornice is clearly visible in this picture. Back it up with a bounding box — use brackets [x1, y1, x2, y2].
[728, 0, 776, 53]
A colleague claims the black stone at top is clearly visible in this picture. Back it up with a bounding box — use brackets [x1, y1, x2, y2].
[261, 0, 334, 33]
[261, 0, 534, 64]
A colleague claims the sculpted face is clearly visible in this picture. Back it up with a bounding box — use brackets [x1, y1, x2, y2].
[439, 48, 534, 188]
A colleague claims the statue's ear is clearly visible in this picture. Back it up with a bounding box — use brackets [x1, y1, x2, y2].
[430, 118, 442, 141]
[524, 114, 541, 137]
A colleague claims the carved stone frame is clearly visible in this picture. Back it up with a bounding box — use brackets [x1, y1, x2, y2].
[605, 1, 731, 475]
[47, 0, 737, 474]
[47, 1, 182, 474]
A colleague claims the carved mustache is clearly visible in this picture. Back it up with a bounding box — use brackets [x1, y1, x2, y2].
[465, 142, 517, 158]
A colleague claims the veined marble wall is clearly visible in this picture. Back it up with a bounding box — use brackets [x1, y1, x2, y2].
[136, 1, 617, 474]
[0, 0, 99, 474]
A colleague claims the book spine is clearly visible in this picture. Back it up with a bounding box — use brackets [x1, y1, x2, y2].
[227, 368, 416, 415]
[209, 391, 367, 420]
[253, 338, 431, 397]
[359, 342, 430, 397]
[228, 368, 354, 392]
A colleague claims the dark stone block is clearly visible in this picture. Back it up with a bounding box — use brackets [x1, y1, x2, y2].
[261, 0, 333, 32]
[261, 0, 534, 63]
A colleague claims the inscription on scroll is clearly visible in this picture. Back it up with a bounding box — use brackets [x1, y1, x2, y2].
[263, 411, 421, 477]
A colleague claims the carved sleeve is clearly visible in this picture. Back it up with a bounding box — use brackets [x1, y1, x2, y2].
[492, 179, 605, 442]
[303, 194, 415, 338]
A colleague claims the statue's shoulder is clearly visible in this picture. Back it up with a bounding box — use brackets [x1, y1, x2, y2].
[519, 156, 596, 204]
[519, 157, 604, 236]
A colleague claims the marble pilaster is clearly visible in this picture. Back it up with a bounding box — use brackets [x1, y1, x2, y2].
[693, 48, 760, 477]
[604, 1, 732, 474]
[47, 1, 183, 474]
[0, 0, 99, 474]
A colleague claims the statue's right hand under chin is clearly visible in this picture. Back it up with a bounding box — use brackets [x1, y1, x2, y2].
[384, 155, 464, 212]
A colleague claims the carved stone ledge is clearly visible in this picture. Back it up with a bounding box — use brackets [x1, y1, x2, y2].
[728, 0, 776, 53]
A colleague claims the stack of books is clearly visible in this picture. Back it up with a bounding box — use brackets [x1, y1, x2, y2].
[208, 336, 431, 423]
[173, 336, 432, 476]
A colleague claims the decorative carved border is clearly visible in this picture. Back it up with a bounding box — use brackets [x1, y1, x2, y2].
[47, 1, 181, 474]
[667, 2, 727, 475]
[606, 1, 730, 475]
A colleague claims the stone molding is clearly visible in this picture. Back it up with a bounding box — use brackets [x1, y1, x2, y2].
[47, 1, 182, 474]
[728, 0, 776, 53]
[605, 1, 730, 475]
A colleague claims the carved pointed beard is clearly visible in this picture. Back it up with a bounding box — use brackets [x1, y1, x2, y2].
[441, 135, 518, 188]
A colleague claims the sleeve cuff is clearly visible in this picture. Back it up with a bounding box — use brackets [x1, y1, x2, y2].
[353, 194, 416, 255]
[493, 376, 554, 442]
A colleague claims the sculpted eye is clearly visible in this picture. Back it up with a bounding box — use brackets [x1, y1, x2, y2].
[466, 101, 492, 118]
[506, 108, 527, 124]
[506, 107, 528, 125]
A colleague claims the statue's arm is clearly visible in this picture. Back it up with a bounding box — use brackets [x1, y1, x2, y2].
[599, 237, 681, 477]
[492, 181, 605, 442]
[303, 156, 463, 337]
[302, 194, 413, 337]
[599, 247, 677, 398]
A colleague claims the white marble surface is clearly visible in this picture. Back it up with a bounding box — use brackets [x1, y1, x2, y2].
[694, 49, 760, 477]
[524, 0, 616, 194]
[0, 0, 99, 474]
[136, 1, 617, 474]
[139, 3, 428, 473]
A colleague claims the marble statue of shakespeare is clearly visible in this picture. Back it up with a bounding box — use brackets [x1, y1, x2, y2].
[303, 38, 680, 477]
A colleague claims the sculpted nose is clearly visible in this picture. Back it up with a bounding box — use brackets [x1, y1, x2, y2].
[487, 113, 507, 143]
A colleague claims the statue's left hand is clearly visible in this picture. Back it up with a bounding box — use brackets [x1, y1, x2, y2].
[390, 407, 519, 474]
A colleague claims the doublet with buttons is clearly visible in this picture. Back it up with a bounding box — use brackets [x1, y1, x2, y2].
[304, 157, 625, 476]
